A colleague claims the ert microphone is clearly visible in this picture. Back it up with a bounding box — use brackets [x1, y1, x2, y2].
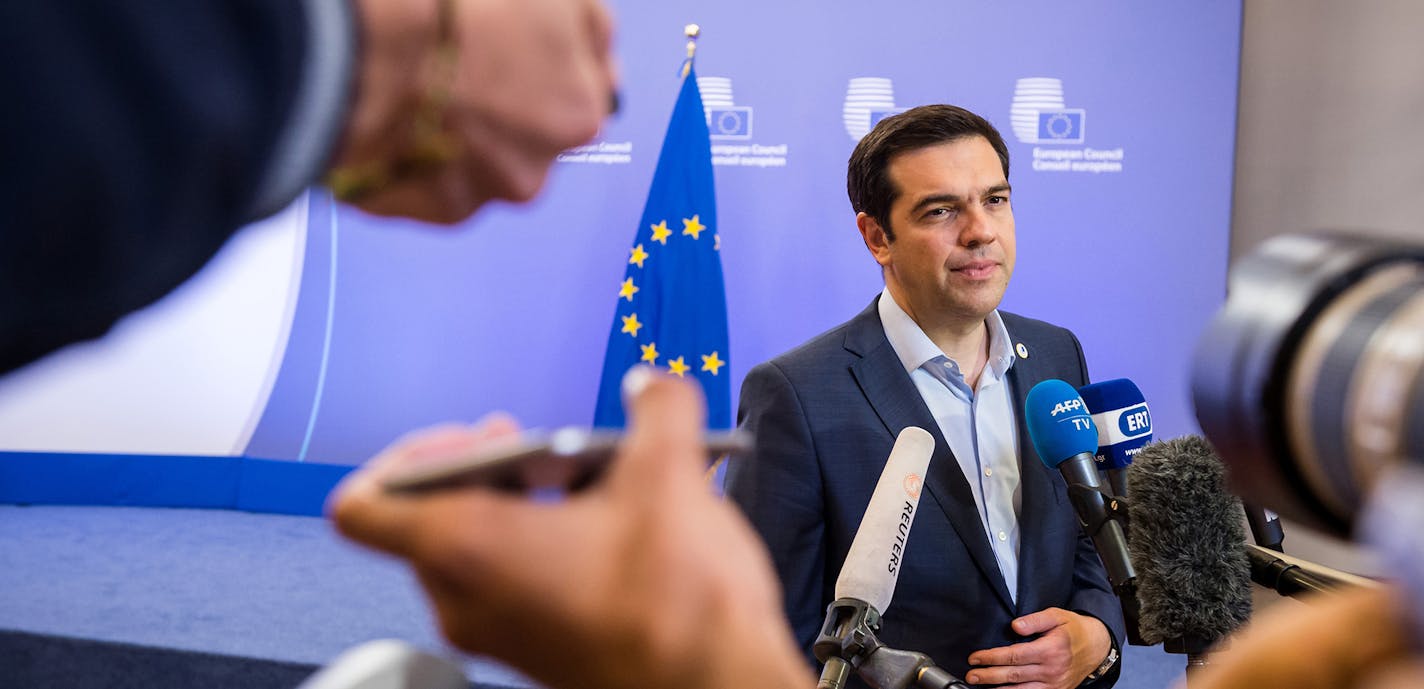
[1078, 378, 1153, 499]
[1024, 379, 1136, 592]
[1126, 435, 1252, 666]
[814, 426, 935, 689]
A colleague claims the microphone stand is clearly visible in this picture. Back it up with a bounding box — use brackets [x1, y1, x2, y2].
[1245, 544, 1372, 597]
[1162, 634, 1216, 687]
[813, 598, 969, 689]
[1066, 485, 1145, 647]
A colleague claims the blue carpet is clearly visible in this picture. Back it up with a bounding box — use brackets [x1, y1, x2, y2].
[0, 505, 532, 688]
[0, 504, 1186, 689]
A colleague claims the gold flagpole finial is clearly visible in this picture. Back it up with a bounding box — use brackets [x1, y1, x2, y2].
[681, 24, 701, 78]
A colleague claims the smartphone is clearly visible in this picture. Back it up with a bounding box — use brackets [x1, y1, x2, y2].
[382, 427, 753, 494]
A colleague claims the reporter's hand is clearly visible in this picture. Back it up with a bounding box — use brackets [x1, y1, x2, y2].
[334, 0, 616, 223]
[966, 608, 1111, 689]
[1359, 660, 1424, 689]
[1189, 586, 1410, 689]
[328, 374, 812, 689]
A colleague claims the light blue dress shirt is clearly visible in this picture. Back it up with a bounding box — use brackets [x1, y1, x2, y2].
[878, 289, 1023, 601]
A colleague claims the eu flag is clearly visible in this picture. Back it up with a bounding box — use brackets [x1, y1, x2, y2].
[593, 70, 730, 430]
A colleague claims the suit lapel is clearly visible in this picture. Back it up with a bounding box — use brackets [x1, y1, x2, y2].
[844, 300, 1016, 612]
[1004, 330, 1057, 614]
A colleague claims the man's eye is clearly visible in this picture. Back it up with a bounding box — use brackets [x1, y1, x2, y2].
[987, 195, 1008, 205]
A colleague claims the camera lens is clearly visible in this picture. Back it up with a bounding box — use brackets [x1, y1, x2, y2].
[1192, 233, 1424, 535]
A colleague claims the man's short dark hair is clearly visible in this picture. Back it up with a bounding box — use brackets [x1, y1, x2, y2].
[846, 104, 1010, 240]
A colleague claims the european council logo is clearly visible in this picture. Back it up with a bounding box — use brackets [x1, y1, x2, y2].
[697, 76, 753, 140]
[843, 77, 904, 141]
[1009, 77, 1087, 144]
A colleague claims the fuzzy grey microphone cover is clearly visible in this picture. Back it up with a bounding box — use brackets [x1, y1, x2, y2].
[1126, 435, 1253, 644]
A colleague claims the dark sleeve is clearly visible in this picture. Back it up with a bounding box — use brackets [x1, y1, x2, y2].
[0, 0, 355, 374]
[1069, 554, 1125, 688]
[1061, 328, 1127, 688]
[724, 361, 827, 664]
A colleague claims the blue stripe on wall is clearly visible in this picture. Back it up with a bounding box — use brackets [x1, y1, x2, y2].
[0, 453, 352, 516]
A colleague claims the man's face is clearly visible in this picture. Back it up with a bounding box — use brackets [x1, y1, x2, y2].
[860, 136, 1016, 326]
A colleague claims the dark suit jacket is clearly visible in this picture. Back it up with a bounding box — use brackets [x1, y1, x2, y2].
[727, 297, 1124, 687]
[1, 2, 346, 374]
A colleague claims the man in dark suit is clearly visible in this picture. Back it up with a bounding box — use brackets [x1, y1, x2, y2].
[726, 104, 1125, 689]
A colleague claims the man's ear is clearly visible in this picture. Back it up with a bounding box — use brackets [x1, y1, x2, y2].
[857, 212, 893, 268]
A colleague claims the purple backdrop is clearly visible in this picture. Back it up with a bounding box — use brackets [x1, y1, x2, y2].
[243, 1, 1242, 464]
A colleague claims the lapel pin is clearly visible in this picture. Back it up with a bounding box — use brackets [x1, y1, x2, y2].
[1015, 342, 1029, 359]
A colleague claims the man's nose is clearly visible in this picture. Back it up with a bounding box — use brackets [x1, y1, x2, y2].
[959, 206, 997, 247]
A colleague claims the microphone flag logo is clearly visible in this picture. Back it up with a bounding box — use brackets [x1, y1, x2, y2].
[903, 473, 923, 499]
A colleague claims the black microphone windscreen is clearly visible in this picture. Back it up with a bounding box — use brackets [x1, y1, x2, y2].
[1126, 435, 1252, 645]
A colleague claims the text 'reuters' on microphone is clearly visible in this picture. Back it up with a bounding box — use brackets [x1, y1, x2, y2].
[1078, 378, 1153, 499]
[1126, 435, 1252, 677]
[1024, 379, 1136, 594]
[813, 426, 935, 689]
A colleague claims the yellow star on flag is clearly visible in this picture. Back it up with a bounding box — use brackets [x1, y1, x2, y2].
[682, 215, 706, 239]
[650, 220, 672, 245]
[640, 342, 659, 364]
[618, 277, 639, 302]
[667, 356, 690, 377]
[620, 313, 642, 338]
[629, 243, 649, 268]
[700, 351, 725, 375]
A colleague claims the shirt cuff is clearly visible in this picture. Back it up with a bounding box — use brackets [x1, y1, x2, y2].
[247, 0, 358, 219]
[1073, 609, 1122, 687]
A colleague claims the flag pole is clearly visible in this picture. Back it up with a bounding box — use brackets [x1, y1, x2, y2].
[678, 22, 725, 488]
[680, 24, 700, 78]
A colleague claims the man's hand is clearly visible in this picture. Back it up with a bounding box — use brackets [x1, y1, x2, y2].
[333, 0, 617, 223]
[965, 607, 1111, 689]
[327, 373, 813, 689]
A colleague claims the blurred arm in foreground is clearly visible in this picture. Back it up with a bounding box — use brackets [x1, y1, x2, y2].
[1189, 585, 1416, 689]
[0, 0, 614, 373]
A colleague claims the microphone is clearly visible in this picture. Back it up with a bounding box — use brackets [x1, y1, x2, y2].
[1024, 379, 1135, 592]
[1126, 435, 1252, 676]
[1245, 543, 1375, 598]
[1242, 502, 1285, 552]
[297, 639, 467, 689]
[1078, 378, 1153, 499]
[814, 426, 935, 689]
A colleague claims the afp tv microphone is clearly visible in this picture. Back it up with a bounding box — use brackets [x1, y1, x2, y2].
[1024, 380, 1135, 594]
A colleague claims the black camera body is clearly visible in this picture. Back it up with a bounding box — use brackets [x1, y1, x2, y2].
[1193, 233, 1424, 535]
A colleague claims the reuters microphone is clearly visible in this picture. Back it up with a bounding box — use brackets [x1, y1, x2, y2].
[813, 426, 935, 689]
